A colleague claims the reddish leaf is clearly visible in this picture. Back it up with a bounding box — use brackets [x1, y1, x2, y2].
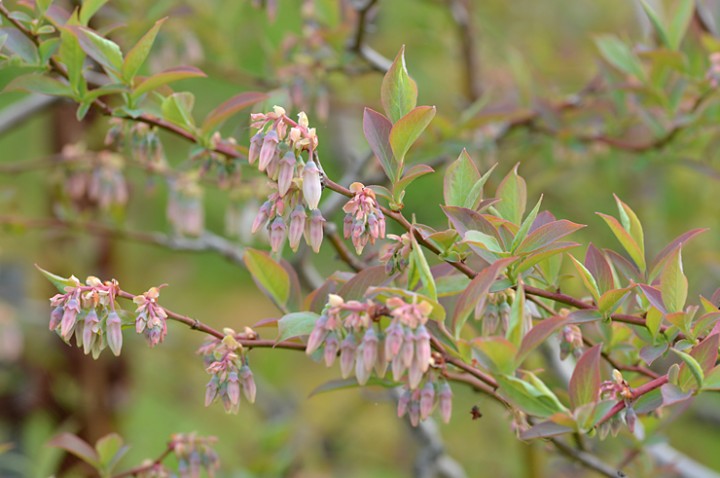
[380, 45, 418, 123]
[597, 212, 646, 272]
[48, 433, 99, 466]
[201, 91, 269, 134]
[569, 344, 602, 409]
[395, 163, 434, 192]
[517, 315, 569, 364]
[472, 336, 518, 374]
[584, 244, 614, 293]
[516, 220, 585, 254]
[636, 283, 667, 314]
[451, 257, 515, 337]
[650, 228, 707, 280]
[604, 249, 642, 283]
[338, 266, 391, 301]
[442, 206, 499, 238]
[363, 108, 396, 183]
[132, 66, 207, 98]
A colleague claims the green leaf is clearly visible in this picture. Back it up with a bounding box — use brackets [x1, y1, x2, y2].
[389, 105, 436, 167]
[494, 163, 527, 225]
[395, 164, 434, 193]
[704, 365, 720, 391]
[597, 213, 646, 272]
[35, 265, 79, 293]
[462, 230, 504, 254]
[667, 0, 694, 51]
[80, 0, 109, 26]
[568, 255, 601, 302]
[48, 433, 99, 467]
[58, 29, 85, 96]
[452, 257, 515, 337]
[277, 311, 320, 342]
[510, 196, 542, 253]
[679, 334, 719, 390]
[122, 18, 167, 82]
[95, 433, 128, 474]
[362, 108, 396, 184]
[660, 247, 687, 313]
[200, 91, 269, 135]
[597, 287, 631, 315]
[243, 248, 290, 310]
[381, 45, 418, 123]
[569, 344, 602, 409]
[409, 232, 437, 301]
[338, 265, 390, 301]
[497, 374, 566, 418]
[505, 281, 526, 346]
[131, 66, 207, 99]
[5, 74, 73, 97]
[161, 92, 195, 130]
[444, 149, 481, 208]
[673, 348, 704, 389]
[639, 0, 671, 49]
[472, 336, 518, 374]
[36, 0, 53, 15]
[68, 26, 123, 73]
[613, 195, 645, 265]
[595, 35, 646, 81]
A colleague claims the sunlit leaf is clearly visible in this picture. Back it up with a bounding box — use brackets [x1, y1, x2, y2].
[595, 35, 646, 81]
[381, 45, 418, 123]
[362, 107, 396, 183]
[244, 248, 290, 310]
[277, 312, 319, 342]
[494, 163, 526, 225]
[444, 149, 481, 208]
[660, 247, 687, 313]
[569, 344, 602, 409]
[132, 66, 207, 98]
[122, 17, 167, 82]
[517, 315, 569, 364]
[389, 105, 436, 166]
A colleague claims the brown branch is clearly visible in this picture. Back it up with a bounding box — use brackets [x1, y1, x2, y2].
[348, 0, 391, 72]
[448, 0, 482, 102]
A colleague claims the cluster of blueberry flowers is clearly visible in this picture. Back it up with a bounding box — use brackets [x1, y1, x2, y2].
[60, 144, 129, 212]
[342, 182, 386, 254]
[136, 433, 220, 478]
[306, 294, 452, 425]
[379, 233, 412, 274]
[133, 286, 169, 347]
[106, 120, 168, 174]
[598, 369, 635, 438]
[559, 323, 583, 360]
[474, 290, 538, 337]
[397, 378, 453, 426]
[248, 107, 325, 253]
[198, 330, 257, 414]
[49, 276, 123, 358]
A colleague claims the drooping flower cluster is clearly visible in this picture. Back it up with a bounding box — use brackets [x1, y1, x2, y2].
[169, 433, 220, 478]
[379, 233, 412, 274]
[60, 144, 129, 212]
[559, 324, 583, 360]
[167, 174, 204, 236]
[397, 379, 453, 426]
[106, 120, 168, 173]
[599, 369, 632, 402]
[248, 108, 326, 253]
[474, 290, 538, 336]
[198, 330, 256, 414]
[48, 276, 123, 358]
[342, 182, 386, 254]
[306, 294, 446, 424]
[133, 286, 168, 347]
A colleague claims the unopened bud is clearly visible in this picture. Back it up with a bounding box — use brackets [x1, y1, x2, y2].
[355, 350, 371, 385]
[408, 356, 424, 389]
[343, 214, 353, 239]
[414, 325, 431, 373]
[420, 382, 435, 420]
[306, 315, 328, 355]
[251, 201, 272, 234]
[302, 160, 322, 210]
[362, 328, 379, 373]
[288, 206, 307, 251]
[385, 322, 403, 358]
[397, 390, 410, 418]
[277, 152, 296, 196]
[269, 217, 286, 252]
[439, 381, 452, 423]
[324, 332, 339, 366]
[401, 328, 414, 368]
[227, 371, 241, 406]
[106, 310, 123, 356]
[340, 334, 357, 379]
[305, 209, 325, 253]
[258, 130, 279, 171]
[240, 365, 256, 403]
[249, 132, 264, 165]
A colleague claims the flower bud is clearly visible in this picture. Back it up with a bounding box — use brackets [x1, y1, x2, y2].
[302, 160, 322, 209]
[408, 356, 423, 389]
[439, 381, 452, 423]
[205, 376, 219, 407]
[323, 332, 339, 367]
[82, 308, 100, 355]
[106, 310, 123, 357]
[227, 371, 241, 406]
[277, 152, 296, 196]
[385, 322, 403, 358]
[362, 328, 378, 373]
[306, 315, 328, 355]
[367, 213, 379, 241]
[343, 214, 353, 239]
[60, 298, 80, 341]
[377, 209, 386, 238]
[409, 401, 420, 427]
[340, 334, 357, 379]
[240, 365, 256, 403]
[49, 306, 63, 330]
[355, 350, 370, 385]
[391, 353, 406, 382]
[414, 325, 431, 373]
[420, 382, 435, 420]
[248, 132, 264, 165]
[288, 206, 307, 251]
[374, 337, 388, 377]
[397, 390, 410, 418]
[258, 130, 279, 171]
[251, 201, 272, 234]
[269, 217, 286, 253]
[305, 209, 325, 253]
[401, 328, 414, 368]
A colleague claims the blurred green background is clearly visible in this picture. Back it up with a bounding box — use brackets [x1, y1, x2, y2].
[2, 0, 720, 476]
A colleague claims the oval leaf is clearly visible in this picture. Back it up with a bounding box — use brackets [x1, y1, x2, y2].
[243, 248, 290, 310]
